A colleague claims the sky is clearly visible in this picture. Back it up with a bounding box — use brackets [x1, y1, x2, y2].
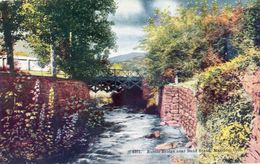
[14, 0, 245, 57]
[110, 0, 180, 57]
[110, 0, 246, 57]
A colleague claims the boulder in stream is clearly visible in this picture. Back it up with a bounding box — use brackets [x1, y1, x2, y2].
[171, 156, 194, 164]
[185, 139, 197, 148]
[155, 141, 182, 150]
[144, 131, 160, 139]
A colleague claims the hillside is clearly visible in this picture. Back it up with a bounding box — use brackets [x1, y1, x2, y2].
[109, 52, 147, 73]
[109, 52, 146, 63]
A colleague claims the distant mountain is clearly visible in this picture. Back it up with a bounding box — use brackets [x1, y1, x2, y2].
[109, 52, 146, 63]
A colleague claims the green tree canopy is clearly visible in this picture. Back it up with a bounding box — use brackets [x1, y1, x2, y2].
[0, 1, 25, 72]
[141, 1, 259, 87]
[21, 0, 116, 79]
[140, 8, 206, 86]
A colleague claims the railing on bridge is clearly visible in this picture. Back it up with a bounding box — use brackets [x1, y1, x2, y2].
[87, 69, 144, 92]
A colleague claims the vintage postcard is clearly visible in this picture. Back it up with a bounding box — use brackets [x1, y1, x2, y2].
[0, 0, 259, 163]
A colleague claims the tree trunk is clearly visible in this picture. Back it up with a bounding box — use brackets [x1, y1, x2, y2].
[50, 44, 57, 77]
[2, 1, 14, 74]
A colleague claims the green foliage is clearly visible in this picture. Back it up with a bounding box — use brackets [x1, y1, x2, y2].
[0, 1, 25, 72]
[26, 35, 50, 67]
[196, 53, 257, 162]
[141, 1, 259, 87]
[197, 53, 258, 122]
[197, 88, 253, 163]
[0, 1, 25, 42]
[141, 8, 205, 86]
[77, 109, 105, 128]
[206, 95, 253, 133]
[21, 0, 116, 80]
[232, 1, 260, 51]
[200, 122, 251, 163]
[197, 71, 242, 121]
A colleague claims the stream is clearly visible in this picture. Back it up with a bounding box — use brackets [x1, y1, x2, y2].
[39, 108, 196, 164]
[71, 108, 191, 164]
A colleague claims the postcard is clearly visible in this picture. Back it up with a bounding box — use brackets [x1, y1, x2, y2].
[0, 0, 259, 163]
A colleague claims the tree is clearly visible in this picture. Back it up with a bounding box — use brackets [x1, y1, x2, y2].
[140, 8, 206, 86]
[140, 1, 253, 87]
[0, 0, 24, 73]
[21, 0, 116, 79]
[232, 1, 260, 52]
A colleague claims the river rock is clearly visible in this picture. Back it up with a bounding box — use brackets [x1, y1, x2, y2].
[160, 122, 166, 126]
[145, 131, 160, 139]
[185, 139, 197, 148]
[171, 156, 194, 164]
[185, 142, 193, 148]
[155, 141, 181, 150]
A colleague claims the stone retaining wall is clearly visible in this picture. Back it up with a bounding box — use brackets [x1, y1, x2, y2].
[242, 69, 260, 163]
[0, 73, 91, 161]
[160, 86, 197, 141]
[0, 74, 90, 109]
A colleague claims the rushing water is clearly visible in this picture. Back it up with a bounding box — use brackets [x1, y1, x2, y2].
[49, 108, 190, 164]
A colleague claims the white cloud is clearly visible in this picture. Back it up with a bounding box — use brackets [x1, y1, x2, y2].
[111, 25, 145, 56]
[112, 26, 144, 37]
[110, 0, 180, 57]
[153, 0, 179, 15]
[115, 0, 144, 18]
[111, 35, 145, 56]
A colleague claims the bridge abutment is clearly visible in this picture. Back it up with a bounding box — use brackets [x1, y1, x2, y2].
[159, 86, 197, 142]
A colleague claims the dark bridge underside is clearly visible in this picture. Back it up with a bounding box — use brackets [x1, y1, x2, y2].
[88, 76, 143, 92]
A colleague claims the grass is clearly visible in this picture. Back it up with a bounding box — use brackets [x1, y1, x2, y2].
[28, 70, 67, 78]
[168, 77, 198, 92]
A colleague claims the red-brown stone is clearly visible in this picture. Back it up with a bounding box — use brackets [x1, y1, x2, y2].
[0, 73, 90, 109]
[159, 86, 197, 142]
[241, 69, 260, 163]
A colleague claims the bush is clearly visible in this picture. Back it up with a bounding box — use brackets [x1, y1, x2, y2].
[206, 94, 253, 131]
[196, 53, 256, 162]
[197, 71, 242, 122]
[200, 122, 251, 163]
[0, 76, 97, 162]
[77, 108, 105, 128]
[197, 54, 258, 122]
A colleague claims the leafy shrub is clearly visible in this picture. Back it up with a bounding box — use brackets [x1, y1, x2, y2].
[196, 52, 257, 162]
[0, 76, 95, 162]
[197, 71, 242, 122]
[77, 108, 105, 128]
[197, 93, 253, 160]
[200, 122, 251, 163]
[206, 94, 253, 130]
[197, 54, 258, 122]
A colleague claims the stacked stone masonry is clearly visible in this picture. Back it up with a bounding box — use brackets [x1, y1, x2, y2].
[0, 74, 90, 109]
[160, 86, 197, 141]
[242, 69, 260, 163]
